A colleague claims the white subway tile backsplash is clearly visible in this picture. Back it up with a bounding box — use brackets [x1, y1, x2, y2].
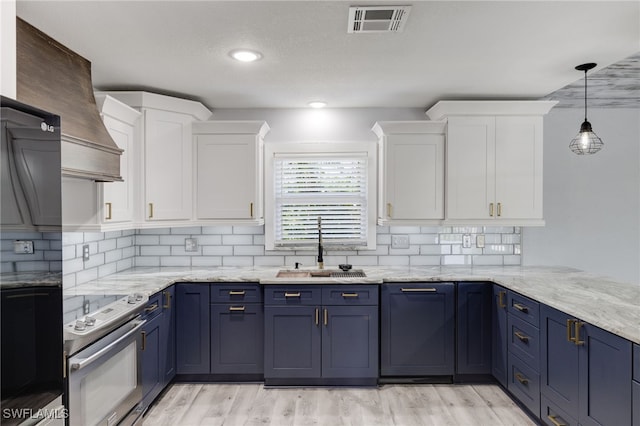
[410, 256, 441, 266]
[197, 235, 223, 245]
[140, 246, 171, 256]
[191, 256, 223, 267]
[472, 255, 503, 265]
[170, 226, 203, 235]
[410, 234, 439, 245]
[442, 255, 471, 265]
[233, 226, 264, 235]
[202, 226, 233, 234]
[136, 235, 160, 245]
[347, 255, 378, 266]
[98, 238, 117, 253]
[135, 256, 160, 267]
[378, 256, 409, 266]
[389, 226, 421, 234]
[160, 235, 187, 245]
[160, 256, 192, 267]
[138, 228, 170, 235]
[203, 246, 233, 256]
[222, 235, 253, 246]
[253, 256, 285, 267]
[234, 245, 265, 256]
[222, 256, 254, 267]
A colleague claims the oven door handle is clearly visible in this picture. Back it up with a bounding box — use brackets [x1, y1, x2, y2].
[70, 319, 146, 371]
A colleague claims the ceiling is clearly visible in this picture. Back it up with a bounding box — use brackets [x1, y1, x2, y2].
[16, 1, 640, 110]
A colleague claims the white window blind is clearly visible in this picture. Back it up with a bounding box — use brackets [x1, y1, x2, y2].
[274, 154, 368, 247]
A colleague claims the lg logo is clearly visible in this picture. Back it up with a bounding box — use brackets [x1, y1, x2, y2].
[40, 122, 55, 132]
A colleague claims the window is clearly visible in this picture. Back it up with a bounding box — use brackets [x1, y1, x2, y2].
[265, 142, 376, 250]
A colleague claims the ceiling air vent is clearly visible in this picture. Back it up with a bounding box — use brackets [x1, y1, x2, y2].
[348, 6, 411, 33]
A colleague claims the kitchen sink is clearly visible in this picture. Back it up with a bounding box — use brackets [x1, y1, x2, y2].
[275, 270, 366, 278]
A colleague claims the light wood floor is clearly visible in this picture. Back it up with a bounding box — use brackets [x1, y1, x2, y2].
[143, 383, 536, 426]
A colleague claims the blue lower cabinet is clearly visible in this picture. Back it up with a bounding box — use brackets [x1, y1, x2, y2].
[508, 352, 540, 417]
[210, 303, 264, 375]
[160, 286, 176, 386]
[321, 305, 378, 379]
[456, 282, 492, 375]
[541, 394, 578, 426]
[141, 308, 162, 408]
[633, 381, 640, 426]
[380, 283, 455, 376]
[492, 284, 508, 387]
[264, 305, 322, 379]
[176, 284, 210, 374]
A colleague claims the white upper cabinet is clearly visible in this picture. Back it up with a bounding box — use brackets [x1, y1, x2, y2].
[62, 95, 140, 231]
[104, 92, 212, 225]
[373, 121, 445, 225]
[426, 100, 556, 225]
[193, 121, 269, 224]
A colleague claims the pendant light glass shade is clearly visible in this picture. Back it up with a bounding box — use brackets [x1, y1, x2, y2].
[570, 63, 603, 155]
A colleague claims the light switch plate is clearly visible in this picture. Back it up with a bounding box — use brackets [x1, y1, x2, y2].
[185, 238, 198, 252]
[13, 240, 34, 254]
[476, 234, 485, 248]
[391, 235, 409, 249]
[462, 234, 471, 248]
[82, 245, 90, 261]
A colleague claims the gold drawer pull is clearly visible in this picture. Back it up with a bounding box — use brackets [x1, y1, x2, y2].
[514, 331, 529, 342]
[324, 308, 328, 326]
[513, 303, 528, 313]
[341, 293, 359, 298]
[315, 308, 319, 326]
[515, 373, 529, 385]
[163, 291, 171, 309]
[105, 202, 112, 220]
[497, 202, 502, 217]
[547, 415, 567, 426]
[229, 306, 245, 312]
[566, 319, 576, 343]
[401, 288, 437, 293]
[489, 203, 494, 217]
[141, 331, 146, 351]
[149, 203, 154, 219]
[229, 290, 246, 296]
[145, 303, 159, 313]
[387, 203, 392, 218]
[284, 292, 301, 298]
[574, 321, 585, 346]
[250, 202, 254, 218]
[497, 290, 507, 308]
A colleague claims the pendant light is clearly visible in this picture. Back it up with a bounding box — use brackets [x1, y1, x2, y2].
[569, 63, 603, 155]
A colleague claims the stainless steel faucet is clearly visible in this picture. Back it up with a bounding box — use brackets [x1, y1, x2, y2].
[317, 216, 324, 269]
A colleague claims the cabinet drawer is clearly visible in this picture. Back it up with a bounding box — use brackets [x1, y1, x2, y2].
[541, 395, 578, 426]
[508, 353, 540, 418]
[384, 282, 454, 296]
[634, 343, 639, 382]
[633, 380, 640, 426]
[264, 287, 321, 306]
[507, 291, 539, 327]
[211, 283, 262, 304]
[508, 314, 540, 371]
[142, 292, 163, 321]
[321, 286, 378, 305]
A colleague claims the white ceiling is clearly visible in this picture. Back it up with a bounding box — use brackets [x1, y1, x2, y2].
[16, 1, 640, 110]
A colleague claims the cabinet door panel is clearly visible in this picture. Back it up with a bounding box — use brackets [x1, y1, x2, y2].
[264, 306, 321, 378]
[176, 284, 210, 374]
[381, 284, 454, 376]
[196, 134, 256, 219]
[495, 116, 543, 220]
[322, 305, 378, 378]
[457, 282, 492, 375]
[101, 115, 134, 223]
[508, 314, 540, 372]
[579, 323, 632, 426]
[386, 134, 444, 220]
[541, 305, 579, 418]
[141, 313, 162, 406]
[161, 286, 176, 385]
[446, 116, 495, 220]
[211, 304, 264, 375]
[492, 285, 508, 386]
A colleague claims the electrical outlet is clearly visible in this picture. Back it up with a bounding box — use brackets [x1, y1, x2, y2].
[391, 235, 410, 249]
[185, 238, 198, 252]
[476, 234, 485, 248]
[82, 245, 90, 261]
[83, 300, 90, 315]
[462, 234, 472, 248]
[13, 240, 34, 254]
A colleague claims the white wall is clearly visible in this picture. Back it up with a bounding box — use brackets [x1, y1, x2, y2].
[0, 0, 16, 98]
[523, 108, 640, 285]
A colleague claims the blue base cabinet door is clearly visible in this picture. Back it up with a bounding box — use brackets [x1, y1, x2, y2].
[176, 284, 210, 374]
[141, 309, 162, 408]
[161, 286, 176, 385]
[381, 283, 455, 376]
[321, 305, 378, 379]
[264, 305, 321, 379]
[457, 282, 492, 375]
[578, 322, 632, 426]
[210, 303, 264, 375]
[492, 284, 508, 386]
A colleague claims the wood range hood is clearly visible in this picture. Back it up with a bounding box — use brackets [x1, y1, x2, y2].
[16, 18, 123, 182]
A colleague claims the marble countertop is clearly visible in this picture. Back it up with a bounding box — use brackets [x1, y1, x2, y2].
[64, 265, 640, 345]
[1, 271, 62, 289]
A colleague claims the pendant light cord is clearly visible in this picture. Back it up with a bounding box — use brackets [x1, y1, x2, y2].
[584, 69, 588, 122]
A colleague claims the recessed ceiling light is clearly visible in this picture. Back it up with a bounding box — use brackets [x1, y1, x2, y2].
[229, 49, 262, 62]
[308, 101, 327, 109]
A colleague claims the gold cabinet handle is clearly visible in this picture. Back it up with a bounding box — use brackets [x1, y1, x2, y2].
[387, 203, 392, 218]
[229, 306, 245, 312]
[341, 293, 359, 298]
[567, 319, 576, 343]
[574, 321, 585, 346]
[145, 303, 159, 313]
[489, 203, 494, 217]
[497, 290, 507, 308]
[250, 202, 254, 218]
[315, 308, 319, 326]
[515, 373, 528, 385]
[401, 288, 437, 293]
[514, 331, 529, 342]
[323, 308, 328, 326]
[284, 292, 301, 298]
[547, 415, 567, 426]
[163, 291, 171, 309]
[229, 290, 246, 296]
[513, 303, 528, 313]
[105, 202, 112, 220]
[141, 331, 146, 351]
[149, 203, 154, 219]
[497, 202, 502, 217]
